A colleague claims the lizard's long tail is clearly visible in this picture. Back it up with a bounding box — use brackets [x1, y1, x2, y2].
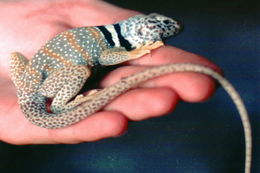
[22, 63, 251, 173]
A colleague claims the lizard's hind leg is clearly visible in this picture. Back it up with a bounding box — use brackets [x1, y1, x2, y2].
[39, 65, 92, 113]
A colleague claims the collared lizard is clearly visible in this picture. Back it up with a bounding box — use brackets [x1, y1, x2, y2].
[9, 13, 252, 173]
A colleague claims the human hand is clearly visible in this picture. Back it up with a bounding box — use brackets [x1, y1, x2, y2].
[0, 0, 219, 145]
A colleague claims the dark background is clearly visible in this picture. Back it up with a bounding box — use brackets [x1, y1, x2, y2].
[0, 0, 258, 173]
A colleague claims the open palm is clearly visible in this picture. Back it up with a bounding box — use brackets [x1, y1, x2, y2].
[0, 0, 219, 144]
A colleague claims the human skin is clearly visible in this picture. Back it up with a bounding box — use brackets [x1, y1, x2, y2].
[0, 0, 219, 145]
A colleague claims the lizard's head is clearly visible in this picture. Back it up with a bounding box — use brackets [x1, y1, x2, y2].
[142, 13, 183, 39]
[119, 13, 183, 49]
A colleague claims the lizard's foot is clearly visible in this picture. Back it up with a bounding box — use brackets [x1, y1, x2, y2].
[143, 41, 164, 50]
[86, 89, 101, 96]
[74, 89, 101, 103]
[75, 89, 100, 101]
[51, 90, 100, 113]
[74, 94, 84, 101]
[129, 41, 164, 59]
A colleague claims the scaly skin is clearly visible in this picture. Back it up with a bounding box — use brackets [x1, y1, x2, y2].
[10, 13, 251, 173]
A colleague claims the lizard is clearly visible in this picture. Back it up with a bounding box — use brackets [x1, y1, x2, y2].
[9, 13, 251, 173]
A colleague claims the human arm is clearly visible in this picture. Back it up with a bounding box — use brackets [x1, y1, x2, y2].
[0, 0, 218, 144]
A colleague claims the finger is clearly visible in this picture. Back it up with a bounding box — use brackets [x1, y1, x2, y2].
[101, 47, 220, 102]
[129, 46, 222, 73]
[3, 110, 128, 145]
[63, 0, 139, 27]
[46, 90, 178, 143]
[104, 87, 179, 121]
[101, 67, 216, 103]
[48, 111, 128, 144]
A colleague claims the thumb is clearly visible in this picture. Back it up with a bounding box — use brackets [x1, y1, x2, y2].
[60, 0, 139, 27]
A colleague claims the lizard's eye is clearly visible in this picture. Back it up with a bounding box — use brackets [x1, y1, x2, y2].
[163, 20, 170, 24]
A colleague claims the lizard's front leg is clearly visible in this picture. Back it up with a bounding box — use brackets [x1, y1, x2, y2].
[98, 41, 164, 66]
